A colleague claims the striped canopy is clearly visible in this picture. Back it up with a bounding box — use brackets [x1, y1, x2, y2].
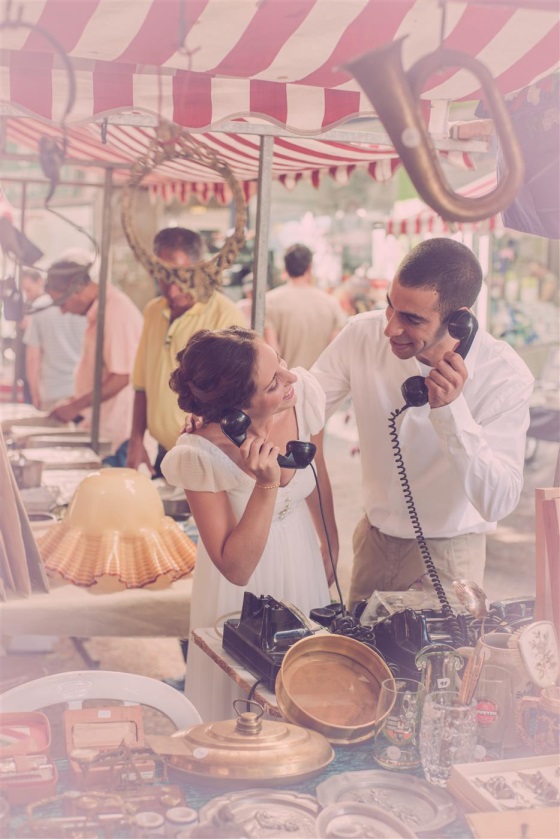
[385, 173, 501, 235]
[0, 0, 558, 133]
[3, 115, 405, 199]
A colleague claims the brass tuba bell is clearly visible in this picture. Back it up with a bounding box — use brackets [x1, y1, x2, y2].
[345, 39, 524, 223]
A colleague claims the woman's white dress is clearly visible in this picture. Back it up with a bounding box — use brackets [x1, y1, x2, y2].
[161, 368, 330, 721]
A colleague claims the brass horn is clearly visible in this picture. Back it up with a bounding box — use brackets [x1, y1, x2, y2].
[344, 39, 524, 223]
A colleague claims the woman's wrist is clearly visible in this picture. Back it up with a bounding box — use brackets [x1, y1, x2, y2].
[255, 481, 280, 490]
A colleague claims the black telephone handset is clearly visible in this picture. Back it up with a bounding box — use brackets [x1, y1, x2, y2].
[220, 409, 316, 469]
[401, 310, 479, 407]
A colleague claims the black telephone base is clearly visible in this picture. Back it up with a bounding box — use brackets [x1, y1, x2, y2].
[222, 618, 286, 692]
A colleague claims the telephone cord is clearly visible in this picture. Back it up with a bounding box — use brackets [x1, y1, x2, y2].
[310, 461, 346, 616]
[388, 406, 463, 647]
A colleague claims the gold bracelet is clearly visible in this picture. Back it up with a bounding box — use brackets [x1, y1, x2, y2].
[255, 482, 280, 490]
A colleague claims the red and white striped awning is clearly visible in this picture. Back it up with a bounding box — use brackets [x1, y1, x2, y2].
[0, 0, 558, 134]
[385, 173, 503, 235]
[5, 116, 404, 200]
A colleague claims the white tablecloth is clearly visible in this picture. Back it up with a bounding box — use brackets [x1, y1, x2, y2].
[0, 576, 193, 638]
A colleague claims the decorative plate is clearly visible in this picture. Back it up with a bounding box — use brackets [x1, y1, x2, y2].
[198, 789, 320, 837]
[517, 621, 559, 688]
[315, 802, 416, 839]
[315, 770, 456, 834]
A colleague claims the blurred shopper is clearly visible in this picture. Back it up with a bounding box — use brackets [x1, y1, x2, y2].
[126, 227, 245, 476]
[236, 272, 254, 327]
[45, 260, 142, 467]
[23, 282, 86, 411]
[265, 244, 347, 369]
[16, 269, 45, 402]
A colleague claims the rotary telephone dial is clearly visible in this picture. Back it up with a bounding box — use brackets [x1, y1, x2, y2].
[220, 409, 316, 469]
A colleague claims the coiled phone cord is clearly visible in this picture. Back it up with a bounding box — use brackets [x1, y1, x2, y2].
[310, 461, 346, 616]
[388, 406, 463, 647]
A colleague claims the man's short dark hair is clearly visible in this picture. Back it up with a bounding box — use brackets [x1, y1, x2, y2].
[153, 227, 204, 262]
[45, 260, 90, 293]
[396, 238, 483, 321]
[284, 244, 313, 278]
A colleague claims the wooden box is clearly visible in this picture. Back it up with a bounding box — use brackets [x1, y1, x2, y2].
[448, 754, 559, 813]
[64, 706, 155, 788]
[0, 711, 58, 805]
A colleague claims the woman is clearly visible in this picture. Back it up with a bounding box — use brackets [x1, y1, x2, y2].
[161, 326, 338, 721]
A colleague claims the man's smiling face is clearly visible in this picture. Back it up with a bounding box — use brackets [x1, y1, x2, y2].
[384, 277, 453, 366]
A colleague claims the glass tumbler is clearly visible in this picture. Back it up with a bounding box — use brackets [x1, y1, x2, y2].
[419, 690, 477, 787]
[474, 664, 512, 759]
[373, 678, 426, 770]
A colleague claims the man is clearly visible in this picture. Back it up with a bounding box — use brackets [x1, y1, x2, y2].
[265, 243, 347, 369]
[23, 273, 86, 411]
[311, 238, 534, 610]
[46, 260, 143, 467]
[17, 269, 45, 403]
[126, 227, 245, 475]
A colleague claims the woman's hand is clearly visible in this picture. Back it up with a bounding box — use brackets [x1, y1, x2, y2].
[240, 434, 281, 486]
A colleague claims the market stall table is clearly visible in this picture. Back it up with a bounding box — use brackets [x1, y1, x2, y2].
[191, 628, 281, 719]
[0, 576, 194, 640]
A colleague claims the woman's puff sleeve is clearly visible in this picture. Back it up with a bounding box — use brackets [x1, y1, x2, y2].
[293, 367, 326, 437]
[161, 436, 238, 493]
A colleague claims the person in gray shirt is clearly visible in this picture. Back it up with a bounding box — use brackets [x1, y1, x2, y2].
[23, 270, 86, 411]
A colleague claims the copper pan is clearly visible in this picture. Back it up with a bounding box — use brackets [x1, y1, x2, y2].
[275, 634, 394, 744]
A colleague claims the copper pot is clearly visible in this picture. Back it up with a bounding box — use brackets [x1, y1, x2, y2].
[276, 633, 395, 744]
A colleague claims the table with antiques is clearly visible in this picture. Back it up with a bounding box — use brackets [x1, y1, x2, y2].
[1, 409, 197, 644]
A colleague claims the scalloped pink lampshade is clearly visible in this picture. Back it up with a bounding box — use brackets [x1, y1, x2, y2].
[36, 469, 196, 593]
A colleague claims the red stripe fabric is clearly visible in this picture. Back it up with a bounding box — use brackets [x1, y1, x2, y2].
[115, 0, 210, 66]
[483, 22, 560, 98]
[172, 72, 213, 128]
[9, 52, 53, 119]
[93, 62, 134, 114]
[322, 89, 364, 130]
[249, 80, 288, 126]
[301, 0, 415, 87]
[211, 0, 316, 76]
[23, 0, 101, 54]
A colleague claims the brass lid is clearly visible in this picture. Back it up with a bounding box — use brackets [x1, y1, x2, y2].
[167, 701, 334, 783]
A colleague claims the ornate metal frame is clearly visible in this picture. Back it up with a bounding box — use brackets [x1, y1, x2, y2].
[121, 124, 247, 303]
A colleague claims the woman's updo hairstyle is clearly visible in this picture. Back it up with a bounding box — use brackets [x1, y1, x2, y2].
[170, 326, 258, 423]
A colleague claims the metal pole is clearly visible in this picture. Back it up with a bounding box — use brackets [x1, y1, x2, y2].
[90, 168, 113, 454]
[251, 135, 274, 335]
[12, 181, 28, 401]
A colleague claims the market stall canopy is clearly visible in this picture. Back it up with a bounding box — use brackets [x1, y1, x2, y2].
[2, 115, 408, 200]
[0, 0, 558, 134]
[385, 172, 502, 235]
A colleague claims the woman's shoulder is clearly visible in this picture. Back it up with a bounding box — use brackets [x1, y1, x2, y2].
[293, 367, 326, 436]
[161, 434, 239, 492]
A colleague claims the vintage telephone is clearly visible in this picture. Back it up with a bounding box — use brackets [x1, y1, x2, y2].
[222, 593, 317, 690]
[381, 310, 480, 653]
[401, 309, 478, 407]
[220, 408, 316, 469]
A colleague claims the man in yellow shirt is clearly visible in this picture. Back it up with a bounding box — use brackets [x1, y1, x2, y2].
[126, 227, 245, 475]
